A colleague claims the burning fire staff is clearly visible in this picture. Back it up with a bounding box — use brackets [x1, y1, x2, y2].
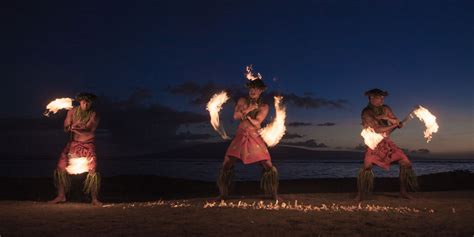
[49, 92, 102, 205]
[218, 77, 280, 200]
[356, 89, 418, 201]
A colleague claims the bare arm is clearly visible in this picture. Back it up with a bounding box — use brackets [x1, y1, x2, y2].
[63, 109, 74, 132]
[247, 104, 269, 129]
[362, 110, 398, 134]
[382, 106, 401, 125]
[233, 98, 259, 120]
[72, 112, 100, 135]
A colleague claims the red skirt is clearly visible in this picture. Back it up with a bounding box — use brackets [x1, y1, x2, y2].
[57, 140, 97, 172]
[225, 127, 271, 164]
[364, 137, 409, 170]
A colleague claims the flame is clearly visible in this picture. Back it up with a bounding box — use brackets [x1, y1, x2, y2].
[360, 127, 384, 150]
[203, 200, 426, 214]
[260, 96, 286, 147]
[65, 156, 90, 175]
[206, 91, 230, 139]
[411, 105, 439, 143]
[245, 65, 262, 81]
[44, 98, 73, 116]
[104, 199, 432, 214]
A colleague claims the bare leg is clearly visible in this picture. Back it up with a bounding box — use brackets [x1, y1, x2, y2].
[399, 159, 415, 200]
[91, 194, 102, 206]
[355, 160, 373, 202]
[260, 160, 280, 201]
[48, 185, 66, 204]
[49, 168, 69, 204]
[83, 170, 102, 206]
[217, 156, 237, 200]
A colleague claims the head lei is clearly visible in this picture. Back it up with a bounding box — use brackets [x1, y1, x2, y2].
[364, 88, 388, 97]
[75, 92, 98, 103]
[244, 65, 267, 90]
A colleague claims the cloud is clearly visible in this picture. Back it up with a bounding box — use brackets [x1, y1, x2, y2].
[287, 122, 312, 127]
[282, 132, 304, 139]
[0, 89, 211, 156]
[281, 93, 349, 109]
[166, 81, 349, 110]
[317, 122, 336, 127]
[282, 139, 328, 148]
[98, 90, 209, 149]
[165, 81, 227, 105]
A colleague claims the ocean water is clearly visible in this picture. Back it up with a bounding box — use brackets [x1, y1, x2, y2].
[3, 158, 474, 181]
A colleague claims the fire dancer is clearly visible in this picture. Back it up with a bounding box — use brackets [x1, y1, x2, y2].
[49, 92, 102, 205]
[218, 78, 279, 200]
[356, 89, 418, 201]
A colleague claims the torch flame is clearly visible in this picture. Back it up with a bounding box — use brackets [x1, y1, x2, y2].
[65, 156, 90, 175]
[245, 65, 262, 81]
[411, 105, 439, 143]
[206, 91, 230, 139]
[360, 127, 384, 150]
[44, 98, 73, 116]
[260, 96, 286, 147]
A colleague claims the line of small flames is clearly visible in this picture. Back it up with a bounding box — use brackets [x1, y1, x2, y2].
[103, 200, 435, 214]
[203, 200, 432, 213]
[102, 200, 192, 209]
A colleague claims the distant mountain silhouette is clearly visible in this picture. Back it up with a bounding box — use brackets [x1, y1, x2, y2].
[155, 142, 365, 160]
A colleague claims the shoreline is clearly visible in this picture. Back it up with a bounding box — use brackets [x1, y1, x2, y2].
[1, 170, 472, 202]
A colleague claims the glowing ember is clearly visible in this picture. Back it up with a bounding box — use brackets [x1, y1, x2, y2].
[44, 98, 73, 116]
[245, 65, 262, 81]
[360, 127, 384, 150]
[65, 156, 90, 175]
[203, 200, 427, 214]
[206, 91, 230, 139]
[260, 96, 286, 147]
[411, 105, 439, 143]
[103, 199, 433, 214]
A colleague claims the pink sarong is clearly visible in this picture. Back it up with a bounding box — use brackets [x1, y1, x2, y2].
[364, 137, 409, 170]
[57, 140, 97, 172]
[225, 127, 271, 164]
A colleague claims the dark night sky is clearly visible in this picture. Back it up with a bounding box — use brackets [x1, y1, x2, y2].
[3, 0, 473, 155]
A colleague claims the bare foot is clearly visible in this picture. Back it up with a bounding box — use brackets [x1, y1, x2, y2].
[400, 192, 415, 200]
[271, 194, 283, 201]
[214, 195, 227, 201]
[48, 196, 66, 204]
[91, 199, 103, 206]
[354, 193, 363, 202]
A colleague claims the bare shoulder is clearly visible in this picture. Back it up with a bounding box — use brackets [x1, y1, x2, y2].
[260, 103, 269, 110]
[237, 97, 246, 104]
[361, 107, 373, 117]
[383, 105, 393, 112]
[68, 107, 77, 115]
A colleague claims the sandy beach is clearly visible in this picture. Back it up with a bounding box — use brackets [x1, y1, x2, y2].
[1, 171, 473, 236]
